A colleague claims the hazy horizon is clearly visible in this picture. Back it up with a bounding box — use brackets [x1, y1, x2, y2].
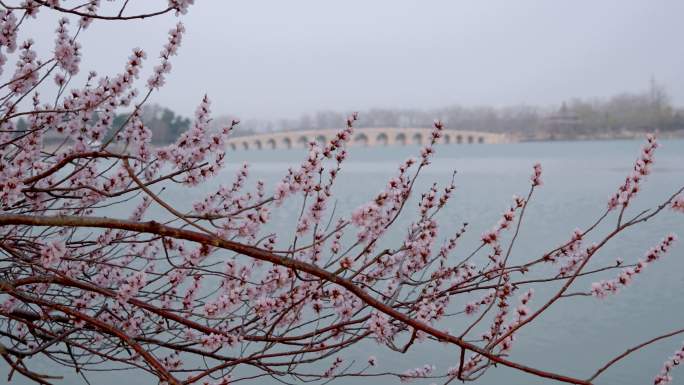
[25, 1, 684, 120]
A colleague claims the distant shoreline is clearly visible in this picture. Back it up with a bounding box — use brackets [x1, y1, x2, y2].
[40, 128, 684, 152]
[515, 129, 684, 143]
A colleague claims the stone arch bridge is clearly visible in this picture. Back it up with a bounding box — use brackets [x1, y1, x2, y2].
[226, 127, 507, 150]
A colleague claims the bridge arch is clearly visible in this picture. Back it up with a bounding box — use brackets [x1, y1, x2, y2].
[266, 138, 276, 149]
[242, 141, 249, 150]
[467, 135, 474, 144]
[443, 134, 451, 144]
[412, 132, 423, 145]
[354, 133, 369, 146]
[478, 136, 484, 144]
[282, 137, 292, 149]
[297, 136, 309, 148]
[315, 135, 327, 146]
[253, 140, 262, 150]
[376, 132, 389, 146]
[396, 133, 407, 145]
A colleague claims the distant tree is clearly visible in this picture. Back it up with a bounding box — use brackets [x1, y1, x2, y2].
[15, 118, 27, 132]
[249, 82, 682, 138]
[109, 105, 191, 144]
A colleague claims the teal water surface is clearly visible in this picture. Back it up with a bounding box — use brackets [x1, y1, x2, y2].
[5, 139, 684, 385]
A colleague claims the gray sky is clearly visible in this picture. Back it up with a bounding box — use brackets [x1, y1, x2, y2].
[28, 0, 684, 119]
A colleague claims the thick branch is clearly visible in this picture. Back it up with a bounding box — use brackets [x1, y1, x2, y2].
[0, 213, 591, 385]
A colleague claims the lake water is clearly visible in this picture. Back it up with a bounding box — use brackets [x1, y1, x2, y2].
[5, 139, 684, 385]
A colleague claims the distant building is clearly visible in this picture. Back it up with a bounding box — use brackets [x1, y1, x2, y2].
[543, 102, 582, 136]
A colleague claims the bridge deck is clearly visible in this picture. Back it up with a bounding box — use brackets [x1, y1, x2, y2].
[225, 127, 507, 150]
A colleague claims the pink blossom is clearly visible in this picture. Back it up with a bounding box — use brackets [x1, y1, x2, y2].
[0, 10, 18, 54]
[147, 23, 185, 90]
[10, 40, 39, 94]
[672, 195, 684, 213]
[608, 135, 658, 210]
[121, 313, 143, 338]
[200, 332, 240, 351]
[1, 297, 18, 313]
[324, 357, 344, 378]
[464, 290, 496, 316]
[654, 341, 684, 385]
[54, 18, 81, 75]
[591, 234, 676, 298]
[169, 0, 195, 15]
[0, 8, 16, 76]
[117, 271, 147, 303]
[368, 312, 393, 343]
[531, 163, 543, 186]
[77, 0, 99, 29]
[160, 351, 182, 371]
[40, 240, 67, 268]
[511, 289, 534, 326]
[0, 174, 24, 206]
[401, 364, 435, 382]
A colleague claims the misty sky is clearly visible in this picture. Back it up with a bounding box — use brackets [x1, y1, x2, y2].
[27, 1, 684, 119]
